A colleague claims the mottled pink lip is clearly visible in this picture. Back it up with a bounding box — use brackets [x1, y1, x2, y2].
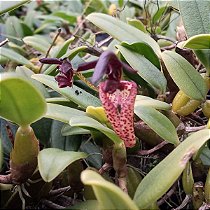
[99, 81, 137, 148]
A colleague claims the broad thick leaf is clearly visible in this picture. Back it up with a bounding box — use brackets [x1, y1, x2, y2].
[135, 105, 179, 145]
[0, 47, 35, 69]
[5, 16, 24, 44]
[121, 42, 160, 69]
[178, 0, 210, 72]
[135, 95, 171, 110]
[84, 0, 108, 15]
[45, 103, 86, 124]
[0, 0, 30, 15]
[31, 118, 52, 147]
[127, 18, 146, 33]
[62, 124, 90, 136]
[38, 148, 87, 182]
[118, 45, 166, 93]
[86, 13, 161, 56]
[200, 146, 210, 166]
[50, 121, 82, 151]
[81, 170, 138, 210]
[0, 73, 46, 126]
[52, 11, 77, 24]
[32, 74, 101, 108]
[70, 116, 122, 145]
[183, 34, 210, 49]
[23, 35, 51, 54]
[134, 129, 210, 209]
[0, 119, 17, 156]
[162, 50, 207, 100]
[80, 140, 102, 169]
[178, 1, 210, 37]
[16, 66, 49, 98]
[53, 37, 75, 58]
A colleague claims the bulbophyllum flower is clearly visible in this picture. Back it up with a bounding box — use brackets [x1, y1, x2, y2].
[99, 81, 137, 148]
[91, 51, 138, 148]
[40, 51, 138, 147]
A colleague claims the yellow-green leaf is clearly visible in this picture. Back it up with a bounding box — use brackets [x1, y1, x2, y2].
[162, 50, 207, 100]
[38, 148, 87, 182]
[81, 170, 138, 210]
[86, 13, 161, 56]
[0, 73, 46, 126]
[134, 129, 210, 209]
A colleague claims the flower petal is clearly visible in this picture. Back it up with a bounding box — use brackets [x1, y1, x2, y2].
[55, 74, 72, 88]
[99, 81, 137, 147]
[59, 59, 73, 75]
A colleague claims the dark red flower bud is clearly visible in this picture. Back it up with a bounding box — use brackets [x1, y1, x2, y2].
[39, 58, 62, 65]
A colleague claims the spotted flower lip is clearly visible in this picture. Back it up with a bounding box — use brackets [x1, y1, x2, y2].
[99, 81, 137, 148]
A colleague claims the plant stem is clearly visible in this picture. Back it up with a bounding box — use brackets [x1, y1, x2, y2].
[137, 141, 168, 155]
[39, 28, 61, 73]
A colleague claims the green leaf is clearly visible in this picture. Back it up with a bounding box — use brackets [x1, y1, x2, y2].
[52, 11, 77, 24]
[200, 146, 210, 166]
[84, 0, 108, 15]
[45, 103, 86, 124]
[16, 66, 49, 98]
[0, 73, 46, 126]
[0, 0, 30, 15]
[23, 35, 51, 54]
[120, 42, 160, 69]
[195, 50, 210, 73]
[183, 34, 210, 49]
[127, 18, 146, 33]
[86, 13, 161, 56]
[178, 1, 210, 37]
[50, 121, 82, 151]
[117, 45, 166, 93]
[38, 148, 87, 182]
[0, 47, 35, 69]
[62, 124, 90, 136]
[135, 105, 179, 145]
[54, 37, 75, 58]
[135, 95, 171, 110]
[31, 74, 101, 108]
[70, 116, 122, 145]
[5, 16, 24, 44]
[152, 6, 167, 24]
[178, 0, 210, 72]
[80, 140, 102, 169]
[81, 170, 138, 210]
[161, 50, 207, 100]
[134, 129, 210, 209]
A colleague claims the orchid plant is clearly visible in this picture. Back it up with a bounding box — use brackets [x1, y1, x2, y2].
[1, 1, 210, 210]
[40, 51, 138, 148]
